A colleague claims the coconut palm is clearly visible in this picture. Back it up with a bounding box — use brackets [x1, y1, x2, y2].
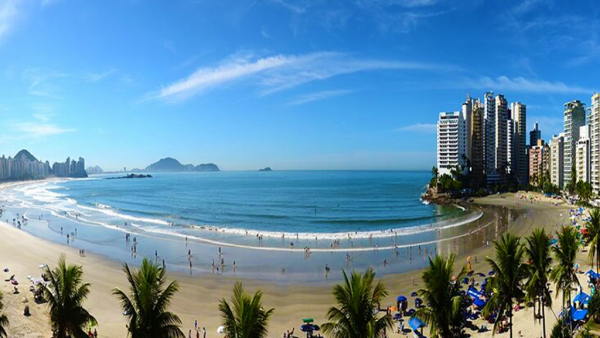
[218, 282, 274, 338]
[0, 291, 8, 338]
[112, 258, 185, 338]
[412, 254, 466, 338]
[550, 226, 581, 335]
[322, 268, 393, 338]
[524, 228, 553, 338]
[41, 256, 97, 338]
[586, 208, 600, 274]
[482, 233, 527, 338]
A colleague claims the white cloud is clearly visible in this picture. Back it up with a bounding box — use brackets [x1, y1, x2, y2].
[83, 69, 116, 83]
[396, 123, 437, 133]
[150, 52, 454, 103]
[0, 0, 20, 44]
[289, 89, 352, 105]
[462, 76, 592, 94]
[22, 69, 68, 98]
[12, 121, 75, 138]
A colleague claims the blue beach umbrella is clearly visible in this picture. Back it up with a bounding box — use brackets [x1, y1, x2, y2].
[408, 317, 425, 331]
[473, 297, 487, 308]
[397, 295, 407, 302]
[574, 292, 590, 305]
[410, 291, 418, 297]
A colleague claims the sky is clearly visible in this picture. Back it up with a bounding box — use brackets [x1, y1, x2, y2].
[0, 0, 598, 171]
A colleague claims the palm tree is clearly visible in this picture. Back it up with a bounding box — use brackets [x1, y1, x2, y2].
[586, 208, 600, 274]
[550, 226, 581, 335]
[524, 228, 553, 338]
[41, 256, 97, 338]
[112, 258, 185, 338]
[482, 233, 527, 338]
[219, 282, 274, 338]
[0, 291, 8, 338]
[322, 268, 393, 338]
[412, 254, 466, 338]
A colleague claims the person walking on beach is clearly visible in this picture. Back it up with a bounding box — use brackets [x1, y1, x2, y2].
[195, 320, 197, 331]
[203, 327, 206, 338]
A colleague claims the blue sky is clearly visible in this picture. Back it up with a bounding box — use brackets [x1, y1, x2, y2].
[0, 0, 598, 171]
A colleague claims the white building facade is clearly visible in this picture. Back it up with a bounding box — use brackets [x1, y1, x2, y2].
[550, 133, 565, 188]
[437, 112, 468, 176]
[576, 125, 591, 184]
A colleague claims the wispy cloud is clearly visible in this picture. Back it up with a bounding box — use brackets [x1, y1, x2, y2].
[12, 121, 75, 138]
[396, 123, 437, 133]
[289, 89, 353, 105]
[261, 26, 271, 39]
[1, 113, 75, 143]
[22, 69, 68, 99]
[149, 52, 455, 103]
[0, 0, 20, 44]
[461, 76, 593, 94]
[83, 69, 116, 83]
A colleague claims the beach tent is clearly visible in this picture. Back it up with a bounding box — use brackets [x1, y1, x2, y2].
[574, 292, 591, 305]
[408, 317, 425, 331]
[473, 297, 487, 308]
[572, 308, 588, 321]
[467, 287, 483, 299]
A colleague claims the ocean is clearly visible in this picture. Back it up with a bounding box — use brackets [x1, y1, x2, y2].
[0, 171, 499, 282]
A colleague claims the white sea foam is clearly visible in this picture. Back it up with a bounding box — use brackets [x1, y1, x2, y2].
[1, 179, 486, 251]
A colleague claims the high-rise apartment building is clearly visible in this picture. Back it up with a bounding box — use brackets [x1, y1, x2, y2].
[530, 122, 541, 147]
[563, 100, 586, 187]
[437, 112, 468, 176]
[550, 133, 565, 188]
[506, 118, 514, 175]
[529, 139, 545, 184]
[511, 102, 527, 184]
[470, 104, 485, 187]
[576, 125, 591, 183]
[591, 93, 600, 194]
[495, 94, 508, 174]
[483, 92, 495, 175]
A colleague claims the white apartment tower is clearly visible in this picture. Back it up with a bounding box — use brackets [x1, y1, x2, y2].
[563, 100, 586, 187]
[437, 112, 468, 176]
[576, 125, 591, 183]
[591, 93, 600, 194]
[510, 102, 527, 184]
[550, 133, 565, 188]
[506, 118, 515, 175]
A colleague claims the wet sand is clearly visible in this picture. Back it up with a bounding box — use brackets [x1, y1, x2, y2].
[0, 191, 576, 337]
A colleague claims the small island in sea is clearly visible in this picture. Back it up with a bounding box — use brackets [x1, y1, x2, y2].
[145, 157, 220, 172]
[106, 173, 153, 180]
[258, 167, 273, 171]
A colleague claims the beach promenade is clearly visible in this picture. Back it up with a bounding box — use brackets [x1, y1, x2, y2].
[0, 192, 581, 337]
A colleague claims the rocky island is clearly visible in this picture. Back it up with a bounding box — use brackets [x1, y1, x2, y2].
[259, 167, 273, 171]
[107, 174, 153, 180]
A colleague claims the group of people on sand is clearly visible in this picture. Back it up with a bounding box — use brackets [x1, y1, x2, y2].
[188, 321, 207, 338]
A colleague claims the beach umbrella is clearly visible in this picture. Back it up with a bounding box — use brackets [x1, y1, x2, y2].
[217, 326, 225, 334]
[393, 313, 402, 320]
[410, 291, 418, 297]
[408, 316, 425, 331]
[301, 324, 314, 332]
[302, 318, 313, 323]
[462, 277, 469, 284]
[586, 269, 595, 276]
[488, 270, 495, 276]
[397, 295, 407, 302]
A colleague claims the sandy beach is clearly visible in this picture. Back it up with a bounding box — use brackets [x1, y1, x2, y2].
[0, 190, 585, 338]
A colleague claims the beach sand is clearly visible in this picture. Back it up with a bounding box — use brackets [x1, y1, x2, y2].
[0, 191, 585, 337]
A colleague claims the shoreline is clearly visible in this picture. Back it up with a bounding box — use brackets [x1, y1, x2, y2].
[0, 190, 576, 337]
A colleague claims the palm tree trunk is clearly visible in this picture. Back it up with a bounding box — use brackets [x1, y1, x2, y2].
[509, 306, 513, 338]
[541, 294, 546, 338]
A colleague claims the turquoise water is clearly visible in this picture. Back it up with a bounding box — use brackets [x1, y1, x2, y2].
[0, 171, 496, 282]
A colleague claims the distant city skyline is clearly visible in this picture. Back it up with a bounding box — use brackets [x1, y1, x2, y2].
[0, 0, 598, 171]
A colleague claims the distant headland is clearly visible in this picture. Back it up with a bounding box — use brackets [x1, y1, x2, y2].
[259, 167, 273, 171]
[145, 157, 220, 172]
